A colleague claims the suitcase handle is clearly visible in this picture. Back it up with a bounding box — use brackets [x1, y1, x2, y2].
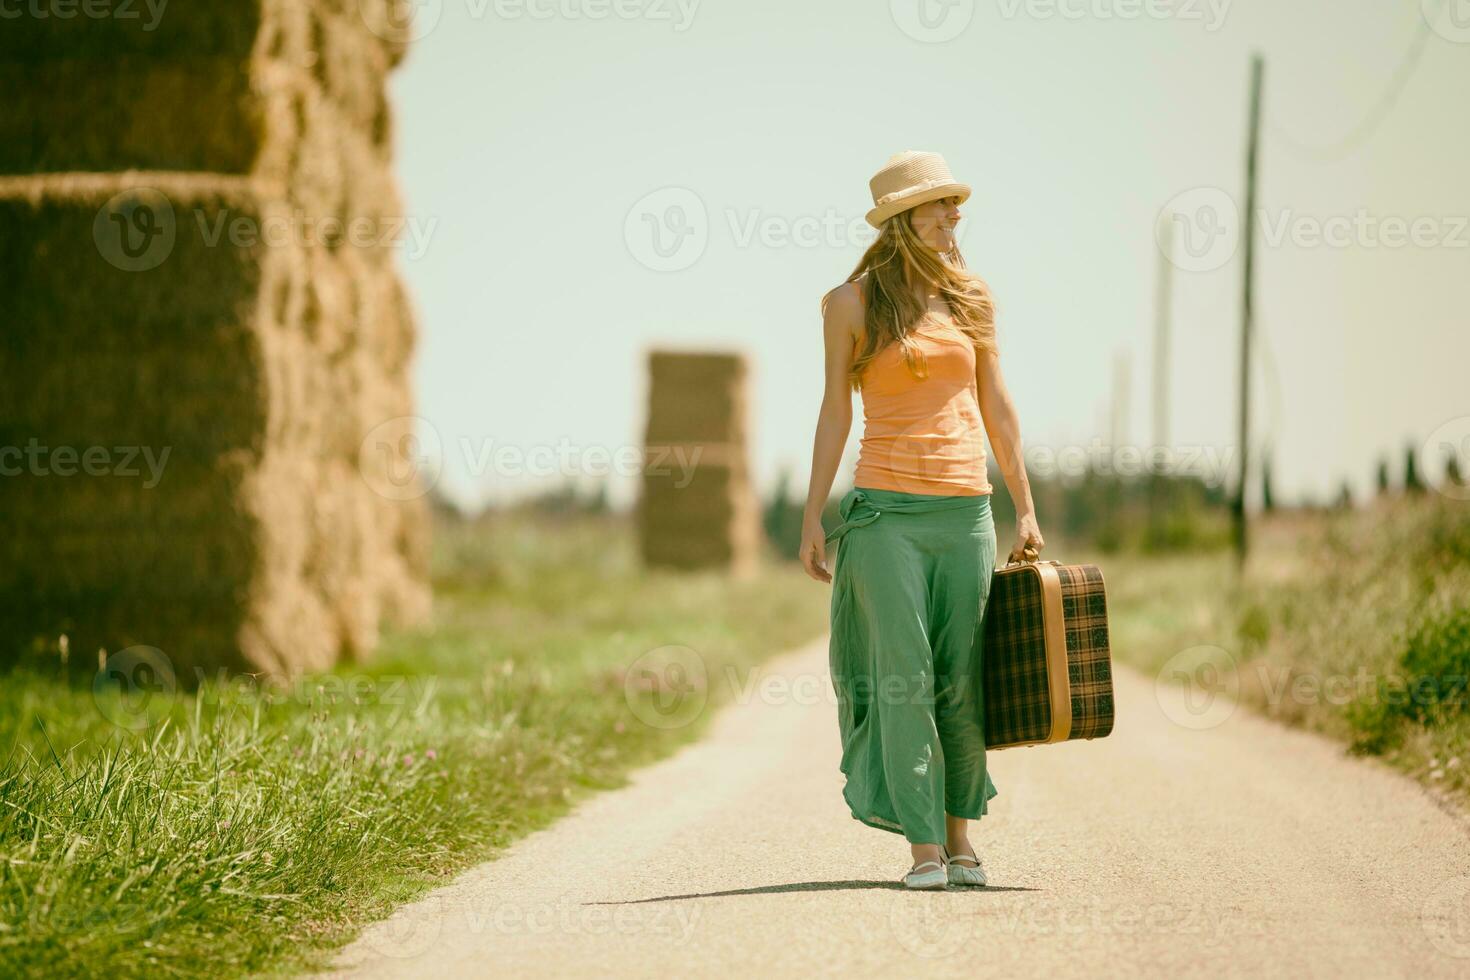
[1002, 548, 1059, 569]
[1006, 544, 1041, 566]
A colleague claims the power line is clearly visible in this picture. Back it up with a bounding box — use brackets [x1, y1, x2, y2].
[1268, 0, 1444, 164]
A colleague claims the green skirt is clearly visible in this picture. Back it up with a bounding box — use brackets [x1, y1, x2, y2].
[825, 486, 999, 845]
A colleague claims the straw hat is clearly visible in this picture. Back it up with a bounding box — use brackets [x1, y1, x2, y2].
[865, 150, 971, 228]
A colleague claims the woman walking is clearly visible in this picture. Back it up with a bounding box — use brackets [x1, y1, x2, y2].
[799, 150, 1044, 890]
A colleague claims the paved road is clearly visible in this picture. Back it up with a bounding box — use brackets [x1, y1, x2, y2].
[331, 637, 1470, 978]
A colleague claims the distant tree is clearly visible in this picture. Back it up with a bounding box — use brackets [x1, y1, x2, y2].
[1405, 443, 1425, 494]
[1334, 482, 1353, 509]
[763, 466, 803, 560]
[520, 478, 605, 515]
[587, 477, 610, 514]
[1260, 450, 1275, 513]
[1376, 457, 1392, 496]
[1446, 447, 1465, 489]
[428, 483, 467, 523]
[764, 466, 789, 529]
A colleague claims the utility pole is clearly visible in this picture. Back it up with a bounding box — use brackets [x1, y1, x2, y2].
[1149, 210, 1175, 545]
[1153, 211, 1173, 453]
[1234, 53, 1263, 569]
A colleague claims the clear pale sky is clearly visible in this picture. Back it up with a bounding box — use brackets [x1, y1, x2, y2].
[387, 0, 1470, 512]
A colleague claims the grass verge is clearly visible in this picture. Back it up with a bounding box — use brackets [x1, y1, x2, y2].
[0, 511, 829, 977]
[1098, 495, 1470, 804]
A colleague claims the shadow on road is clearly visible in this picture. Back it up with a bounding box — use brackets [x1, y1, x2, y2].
[588, 880, 1041, 904]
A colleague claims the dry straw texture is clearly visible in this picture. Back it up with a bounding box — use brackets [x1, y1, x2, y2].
[0, 60, 399, 223]
[2, 2, 427, 677]
[639, 352, 761, 574]
[0, 1, 406, 71]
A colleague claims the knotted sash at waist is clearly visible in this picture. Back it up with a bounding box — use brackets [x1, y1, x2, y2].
[824, 486, 989, 546]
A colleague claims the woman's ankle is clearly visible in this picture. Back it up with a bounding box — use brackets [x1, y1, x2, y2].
[945, 836, 975, 859]
[945, 814, 971, 853]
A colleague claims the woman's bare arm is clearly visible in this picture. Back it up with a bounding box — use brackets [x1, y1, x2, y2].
[976, 348, 1046, 561]
[799, 284, 860, 582]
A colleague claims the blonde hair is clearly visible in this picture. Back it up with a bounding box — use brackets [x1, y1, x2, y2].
[822, 206, 996, 390]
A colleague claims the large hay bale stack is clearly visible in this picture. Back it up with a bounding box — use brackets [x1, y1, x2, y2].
[0, 4, 400, 222]
[0, 3, 428, 678]
[638, 352, 761, 574]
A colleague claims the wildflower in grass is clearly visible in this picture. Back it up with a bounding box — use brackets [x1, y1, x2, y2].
[402, 753, 415, 766]
[425, 749, 438, 761]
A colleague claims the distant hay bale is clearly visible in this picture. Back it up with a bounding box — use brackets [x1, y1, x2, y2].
[645, 352, 750, 445]
[640, 459, 761, 550]
[638, 472, 761, 573]
[0, 171, 428, 676]
[639, 351, 760, 574]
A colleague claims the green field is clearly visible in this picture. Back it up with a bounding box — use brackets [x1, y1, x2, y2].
[0, 511, 830, 977]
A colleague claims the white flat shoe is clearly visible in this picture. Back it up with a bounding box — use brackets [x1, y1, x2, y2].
[942, 847, 988, 887]
[902, 859, 948, 891]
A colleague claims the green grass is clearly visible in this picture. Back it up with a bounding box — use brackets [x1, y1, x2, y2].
[0, 511, 829, 977]
[1097, 495, 1470, 803]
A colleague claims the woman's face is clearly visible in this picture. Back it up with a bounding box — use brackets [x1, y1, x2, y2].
[906, 195, 963, 253]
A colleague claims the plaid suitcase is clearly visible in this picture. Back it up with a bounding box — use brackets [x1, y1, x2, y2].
[981, 559, 1115, 750]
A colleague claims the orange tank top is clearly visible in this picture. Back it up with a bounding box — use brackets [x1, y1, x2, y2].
[850, 282, 992, 497]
